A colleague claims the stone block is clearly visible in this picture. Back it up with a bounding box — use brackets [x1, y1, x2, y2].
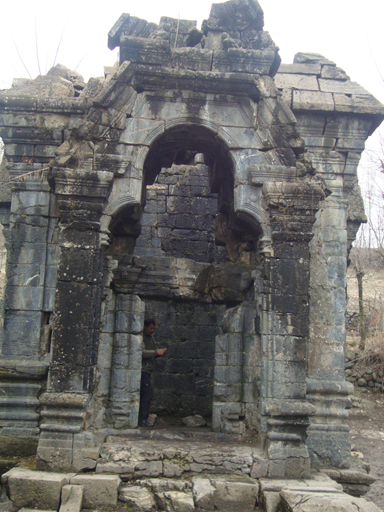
[120, 118, 165, 145]
[70, 474, 121, 508]
[261, 360, 306, 399]
[119, 485, 155, 511]
[11, 190, 50, 217]
[280, 489, 381, 512]
[59, 485, 83, 512]
[275, 74, 319, 91]
[163, 461, 184, 478]
[251, 459, 269, 479]
[72, 448, 99, 472]
[4, 468, 71, 510]
[172, 48, 213, 71]
[292, 90, 334, 111]
[333, 93, 384, 115]
[36, 432, 74, 472]
[156, 491, 194, 512]
[192, 478, 216, 510]
[210, 479, 259, 512]
[1, 310, 42, 357]
[278, 63, 321, 75]
[4, 285, 44, 310]
[306, 429, 351, 469]
[135, 461, 163, 478]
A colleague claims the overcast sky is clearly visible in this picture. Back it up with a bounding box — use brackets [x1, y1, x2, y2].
[1, 0, 383, 103]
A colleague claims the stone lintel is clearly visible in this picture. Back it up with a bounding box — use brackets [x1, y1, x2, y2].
[113, 62, 260, 98]
[52, 168, 114, 198]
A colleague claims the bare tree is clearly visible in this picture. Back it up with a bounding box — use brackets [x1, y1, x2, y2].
[351, 126, 384, 347]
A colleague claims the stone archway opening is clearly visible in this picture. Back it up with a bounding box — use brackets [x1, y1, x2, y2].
[107, 124, 264, 431]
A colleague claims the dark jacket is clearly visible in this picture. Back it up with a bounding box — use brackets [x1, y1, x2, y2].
[142, 331, 157, 373]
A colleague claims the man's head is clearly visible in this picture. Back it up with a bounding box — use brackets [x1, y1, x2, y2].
[144, 318, 156, 336]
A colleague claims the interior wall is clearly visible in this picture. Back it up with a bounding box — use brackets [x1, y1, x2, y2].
[145, 299, 226, 418]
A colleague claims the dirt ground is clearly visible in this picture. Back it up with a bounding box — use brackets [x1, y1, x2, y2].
[347, 390, 384, 510]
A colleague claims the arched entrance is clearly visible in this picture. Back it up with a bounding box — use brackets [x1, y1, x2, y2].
[106, 124, 263, 432]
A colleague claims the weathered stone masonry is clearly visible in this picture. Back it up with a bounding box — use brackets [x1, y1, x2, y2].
[0, 0, 383, 478]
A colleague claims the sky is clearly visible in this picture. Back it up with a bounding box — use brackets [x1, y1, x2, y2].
[0, 0, 383, 103]
[0, 0, 383, 193]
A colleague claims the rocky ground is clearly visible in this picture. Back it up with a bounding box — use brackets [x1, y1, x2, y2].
[347, 391, 384, 510]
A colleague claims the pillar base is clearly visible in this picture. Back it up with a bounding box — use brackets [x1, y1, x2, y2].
[306, 379, 353, 469]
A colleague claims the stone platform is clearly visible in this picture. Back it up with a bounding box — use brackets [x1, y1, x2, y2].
[1, 467, 381, 512]
[96, 431, 268, 479]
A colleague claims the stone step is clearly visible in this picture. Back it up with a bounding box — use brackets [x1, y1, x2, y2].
[119, 475, 260, 512]
[106, 425, 242, 443]
[97, 437, 268, 479]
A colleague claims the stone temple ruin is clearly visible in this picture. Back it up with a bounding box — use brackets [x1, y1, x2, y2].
[0, 0, 384, 503]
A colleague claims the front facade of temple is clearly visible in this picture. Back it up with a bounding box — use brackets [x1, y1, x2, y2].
[0, 0, 383, 477]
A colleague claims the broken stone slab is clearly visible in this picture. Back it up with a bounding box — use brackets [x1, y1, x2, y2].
[4, 75, 75, 98]
[155, 491, 194, 512]
[192, 476, 259, 512]
[59, 485, 83, 512]
[119, 485, 156, 511]
[280, 489, 381, 512]
[181, 415, 207, 428]
[294, 52, 336, 66]
[2, 468, 73, 510]
[320, 468, 375, 496]
[321, 65, 350, 80]
[259, 473, 343, 493]
[69, 474, 121, 508]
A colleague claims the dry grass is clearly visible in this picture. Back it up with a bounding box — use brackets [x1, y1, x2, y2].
[353, 331, 384, 377]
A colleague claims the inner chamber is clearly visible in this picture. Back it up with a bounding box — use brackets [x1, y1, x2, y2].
[107, 145, 262, 421]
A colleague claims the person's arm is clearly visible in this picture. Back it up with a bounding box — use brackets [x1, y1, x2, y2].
[142, 348, 157, 359]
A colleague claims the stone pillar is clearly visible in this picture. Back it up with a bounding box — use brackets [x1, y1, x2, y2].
[306, 194, 353, 468]
[110, 294, 144, 428]
[36, 168, 113, 471]
[0, 179, 57, 438]
[259, 183, 322, 479]
[212, 302, 259, 435]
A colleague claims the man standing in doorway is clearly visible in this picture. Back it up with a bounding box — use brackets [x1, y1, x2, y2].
[138, 318, 167, 427]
